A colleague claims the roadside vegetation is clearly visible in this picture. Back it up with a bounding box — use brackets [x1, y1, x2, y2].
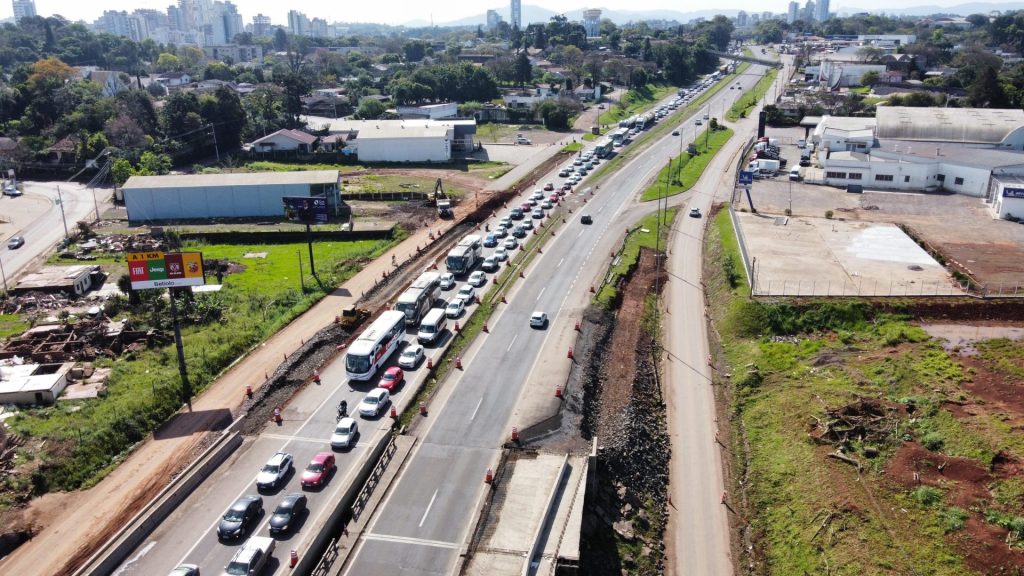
[640, 127, 733, 201]
[726, 68, 779, 121]
[598, 84, 678, 127]
[595, 209, 676, 306]
[704, 207, 1024, 575]
[5, 236, 401, 499]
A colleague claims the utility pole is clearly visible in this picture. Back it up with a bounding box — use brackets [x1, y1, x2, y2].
[210, 124, 220, 163]
[56, 185, 70, 240]
[168, 288, 193, 411]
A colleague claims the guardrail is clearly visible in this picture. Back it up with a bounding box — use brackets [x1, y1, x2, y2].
[727, 205, 753, 289]
[72, 431, 243, 576]
[521, 454, 569, 576]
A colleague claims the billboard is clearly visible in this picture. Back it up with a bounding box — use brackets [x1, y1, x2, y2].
[283, 196, 328, 223]
[128, 251, 205, 290]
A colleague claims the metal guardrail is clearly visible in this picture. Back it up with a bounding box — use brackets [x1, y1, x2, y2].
[522, 454, 569, 576]
[727, 205, 753, 289]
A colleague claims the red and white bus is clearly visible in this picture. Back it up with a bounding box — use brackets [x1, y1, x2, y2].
[345, 310, 406, 381]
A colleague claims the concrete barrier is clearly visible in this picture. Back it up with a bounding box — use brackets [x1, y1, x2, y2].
[73, 431, 243, 576]
[521, 454, 569, 576]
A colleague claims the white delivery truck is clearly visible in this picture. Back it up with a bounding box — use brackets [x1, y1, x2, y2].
[417, 308, 448, 345]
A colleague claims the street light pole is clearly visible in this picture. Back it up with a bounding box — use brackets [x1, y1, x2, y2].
[0, 256, 7, 293]
[56, 185, 69, 240]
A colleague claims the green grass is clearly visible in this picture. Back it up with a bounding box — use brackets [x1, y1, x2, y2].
[8, 236, 401, 495]
[476, 123, 519, 143]
[850, 86, 871, 94]
[595, 208, 676, 306]
[597, 84, 677, 126]
[639, 128, 733, 201]
[0, 314, 29, 339]
[726, 68, 779, 122]
[561, 142, 583, 153]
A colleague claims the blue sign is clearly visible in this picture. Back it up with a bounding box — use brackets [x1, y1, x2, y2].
[1003, 187, 1024, 199]
[739, 171, 754, 186]
[283, 196, 328, 223]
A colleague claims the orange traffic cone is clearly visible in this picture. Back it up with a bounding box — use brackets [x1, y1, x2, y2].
[427, 357, 433, 369]
[245, 385, 253, 399]
[485, 468, 494, 484]
[290, 549, 298, 568]
[555, 385, 563, 398]
[511, 427, 520, 443]
[567, 347, 574, 359]
[574, 320, 580, 331]
[390, 405, 397, 418]
[455, 356, 463, 370]
[454, 321, 461, 333]
[589, 285, 595, 293]
[482, 323, 489, 333]
[419, 402, 427, 416]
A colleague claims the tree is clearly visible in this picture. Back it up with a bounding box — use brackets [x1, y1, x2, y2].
[966, 13, 989, 28]
[137, 151, 172, 175]
[403, 40, 427, 62]
[967, 66, 1008, 108]
[754, 20, 783, 44]
[696, 15, 734, 51]
[111, 158, 134, 186]
[155, 53, 182, 72]
[243, 85, 286, 138]
[203, 61, 234, 81]
[356, 97, 386, 119]
[274, 28, 289, 51]
[515, 51, 532, 87]
[105, 114, 146, 149]
[856, 46, 884, 62]
[860, 70, 880, 86]
[278, 47, 312, 127]
[534, 99, 574, 130]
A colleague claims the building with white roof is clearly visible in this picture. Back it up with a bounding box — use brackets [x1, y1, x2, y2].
[303, 117, 477, 161]
[0, 362, 74, 405]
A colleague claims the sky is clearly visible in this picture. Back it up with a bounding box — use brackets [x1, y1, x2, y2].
[0, 0, 1009, 26]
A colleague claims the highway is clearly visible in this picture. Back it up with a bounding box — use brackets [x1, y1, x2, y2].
[111, 60, 767, 576]
[344, 63, 768, 575]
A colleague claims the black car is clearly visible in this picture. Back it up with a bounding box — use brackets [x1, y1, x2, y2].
[218, 495, 263, 540]
[269, 493, 307, 535]
[689, 208, 702, 218]
[581, 214, 593, 224]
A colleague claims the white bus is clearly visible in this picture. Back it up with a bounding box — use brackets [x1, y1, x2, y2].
[345, 310, 406, 381]
[394, 271, 442, 326]
[446, 234, 483, 275]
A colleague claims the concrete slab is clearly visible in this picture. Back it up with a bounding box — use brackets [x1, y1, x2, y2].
[485, 453, 565, 553]
[736, 212, 964, 297]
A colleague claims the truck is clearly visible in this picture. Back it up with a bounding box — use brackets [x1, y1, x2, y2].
[749, 159, 781, 175]
[223, 536, 275, 575]
[432, 178, 452, 218]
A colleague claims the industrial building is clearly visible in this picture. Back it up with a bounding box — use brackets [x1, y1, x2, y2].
[805, 107, 1024, 219]
[303, 117, 477, 161]
[121, 170, 342, 223]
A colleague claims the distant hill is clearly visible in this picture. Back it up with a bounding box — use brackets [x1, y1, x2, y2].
[836, 2, 1024, 16]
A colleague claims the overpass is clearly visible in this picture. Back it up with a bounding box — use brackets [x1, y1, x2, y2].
[711, 49, 783, 69]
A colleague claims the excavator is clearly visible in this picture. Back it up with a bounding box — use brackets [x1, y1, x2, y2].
[433, 178, 452, 219]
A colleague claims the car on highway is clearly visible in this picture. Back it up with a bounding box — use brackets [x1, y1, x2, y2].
[558, 169, 570, 177]
[483, 233, 498, 247]
[168, 565, 200, 576]
[511, 224, 526, 238]
[300, 452, 336, 489]
[378, 366, 404, 390]
[510, 208, 524, 220]
[358, 388, 391, 418]
[541, 200, 553, 209]
[543, 182, 554, 191]
[521, 219, 533, 230]
[573, 158, 583, 166]
[494, 225, 508, 238]
[689, 208, 702, 218]
[439, 273, 455, 290]
[7, 236, 24, 250]
[493, 247, 508, 261]
[456, 284, 477, 303]
[398, 344, 424, 369]
[672, 130, 680, 136]
[530, 311, 548, 329]
[581, 214, 593, 224]
[561, 183, 573, 192]
[256, 452, 293, 491]
[468, 270, 488, 287]
[503, 237, 518, 250]
[499, 216, 512, 228]
[269, 493, 307, 535]
[532, 208, 544, 219]
[481, 256, 499, 272]
[695, 119, 703, 126]
[445, 298, 465, 318]
[331, 417, 359, 449]
[224, 536, 274, 576]
[218, 495, 263, 540]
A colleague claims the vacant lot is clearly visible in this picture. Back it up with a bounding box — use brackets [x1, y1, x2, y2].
[706, 208, 1024, 575]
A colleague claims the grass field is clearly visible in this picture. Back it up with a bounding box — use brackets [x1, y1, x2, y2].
[596, 208, 676, 306]
[0, 314, 29, 339]
[7, 236, 401, 496]
[704, 208, 1024, 575]
[726, 68, 779, 122]
[639, 128, 733, 201]
[598, 84, 677, 126]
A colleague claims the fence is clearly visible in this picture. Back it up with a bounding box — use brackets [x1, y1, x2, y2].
[728, 206, 754, 289]
[751, 276, 974, 298]
[341, 191, 430, 202]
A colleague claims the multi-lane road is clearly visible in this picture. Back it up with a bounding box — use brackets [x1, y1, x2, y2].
[113, 59, 769, 576]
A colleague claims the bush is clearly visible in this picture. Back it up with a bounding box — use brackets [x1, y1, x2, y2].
[723, 254, 739, 288]
[825, 210, 834, 219]
[922, 432, 945, 451]
[912, 486, 943, 507]
[939, 507, 968, 532]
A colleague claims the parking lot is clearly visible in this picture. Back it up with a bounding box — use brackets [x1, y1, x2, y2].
[734, 126, 1024, 291]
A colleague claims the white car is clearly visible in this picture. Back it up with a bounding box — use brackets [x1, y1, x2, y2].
[541, 200, 553, 209]
[440, 273, 455, 290]
[481, 256, 499, 272]
[358, 388, 390, 418]
[503, 237, 518, 250]
[256, 451, 293, 491]
[493, 247, 508, 261]
[331, 418, 358, 449]
[456, 284, 476, 303]
[398, 344, 424, 369]
[530, 311, 548, 329]
[468, 271, 488, 287]
[445, 298, 465, 318]
[532, 208, 544, 219]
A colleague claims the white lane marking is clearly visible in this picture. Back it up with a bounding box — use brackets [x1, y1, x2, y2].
[506, 334, 517, 352]
[536, 287, 546, 301]
[361, 533, 458, 549]
[262, 434, 336, 444]
[419, 489, 439, 527]
[558, 257, 564, 268]
[112, 541, 155, 575]
[470, 397, 483, 421]
[576, 230, 584, 239]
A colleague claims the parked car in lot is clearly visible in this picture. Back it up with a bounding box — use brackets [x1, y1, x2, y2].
[256, 452, 293, 491]
[530, 311, 548, 329]
[481, 256, 499, 272]
[789, 167, 802, 181]
[358, 388, 391, 418]
[300, 452, 335, 489]
[218, 495, 263, 539]
[457, 284, 477, 303]
[331, 417, 359, 449]
[445, 298, 465, 318]
[269, 493, 307, 535]
[468, 271, 487, 287]
[440, 273, 455, 290]
[398, 344, 424, 369]
[378, 366, 404, 390]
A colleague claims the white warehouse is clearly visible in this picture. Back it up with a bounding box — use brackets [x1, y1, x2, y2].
[354, 124, 453, 163]
[122, 170, 341, 223]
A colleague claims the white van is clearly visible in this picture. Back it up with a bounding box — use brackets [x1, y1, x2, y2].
[417, 308, 448, 344]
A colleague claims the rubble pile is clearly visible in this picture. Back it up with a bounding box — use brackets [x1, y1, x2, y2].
[0, 318, 164, 363]
[809, 397, 901, 468]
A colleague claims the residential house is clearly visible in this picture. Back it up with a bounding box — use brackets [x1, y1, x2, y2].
[0, 137, 19, 163]
[574, 83, 602, 101]
[155, 72, 193, 87]
[503, 84, 559, 109]
[47, 135, 80, 164]
[77, 69, 128, 97]
[248, 128, 319, 153]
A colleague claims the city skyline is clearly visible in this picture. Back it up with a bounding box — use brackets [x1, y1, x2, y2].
[2, 0, 1012, 26]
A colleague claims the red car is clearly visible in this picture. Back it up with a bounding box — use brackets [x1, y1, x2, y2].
[520, 201, 532, 212]
[379, 366, 404, 390]
[561, 183, 572, 191]
[549, 193, 560, 203]
[543, 182, 554, 191]
[301, 452, 336, 489]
